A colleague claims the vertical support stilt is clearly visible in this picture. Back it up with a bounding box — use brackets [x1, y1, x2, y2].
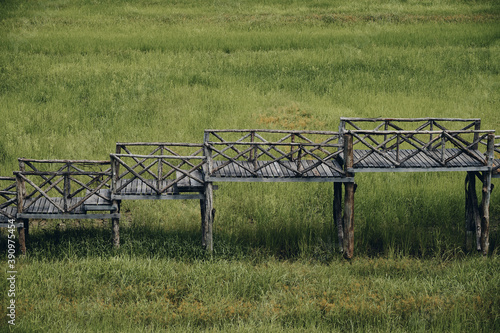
[112, 218, 120, 248]
[481, 171, 492, 256]
[343, 134, 355, 259]
[465, 172, 481, 252]
[200, 197, 206, 247]
[203, 182, 214, 252]
[17, 219, 28, 255]
[111, 201, 120, 248]
[480, 133, 495, 256]
[333, 182, 343, 253]
[203, 131, 215, 252]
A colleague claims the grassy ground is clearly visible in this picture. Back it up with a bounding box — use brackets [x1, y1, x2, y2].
[1, 0, 499, 331]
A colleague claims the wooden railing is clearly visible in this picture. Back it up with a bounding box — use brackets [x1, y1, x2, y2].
[0, 177, 17, 220]
[339, 117, 481, 133]
[204, 129, 347, 178]
[493, 135, 500, 175]
[14, 159, 112, 215]
[345, 130, 495, 169]
[110, 143, 205, 197]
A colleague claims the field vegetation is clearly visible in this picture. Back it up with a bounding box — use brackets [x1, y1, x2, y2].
[0, 0, 499, 331]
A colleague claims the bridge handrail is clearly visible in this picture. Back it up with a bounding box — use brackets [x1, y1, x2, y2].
[344, 129, 495, 168]
[14, 159, 112, 215]
[111, 143, 205, 195]
[204, 129, 346, 177]
[0, 177, 17, 219]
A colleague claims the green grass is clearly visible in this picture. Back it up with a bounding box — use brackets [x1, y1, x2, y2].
[1, 0, 499, 331]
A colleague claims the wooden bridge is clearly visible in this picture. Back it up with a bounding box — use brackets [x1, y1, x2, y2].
[1, 118, 498, 258]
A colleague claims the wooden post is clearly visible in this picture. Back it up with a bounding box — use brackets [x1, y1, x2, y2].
[200, 197, 206, 247]
[465, 172, 481, 252]
[480, 133, 494, 255]
[16, 161, 28, 254]
[112, 201, 120, 248]
[111, 149, 121, 248]
[17, 221, 26, 254]
[343, 134, 355, 259]
[203, 132, 215, 251]
[203, 183, 214, 252]
[63, 163, 70, 213]
[333, 182, 343, 253]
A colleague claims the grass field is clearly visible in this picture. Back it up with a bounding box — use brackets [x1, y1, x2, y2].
[1, 0, 499, 331]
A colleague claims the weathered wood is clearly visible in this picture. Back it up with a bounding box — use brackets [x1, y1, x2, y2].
[17, 224, 26, 254]
[112, 200, 120, 248]
[480, 133, 495, 255]
[18, 158, 110, 164]
[203, 182, 215, 252]
[343, 134, 355, 259]
[465, 172, 481, 252]
[333, 182, 343, 253]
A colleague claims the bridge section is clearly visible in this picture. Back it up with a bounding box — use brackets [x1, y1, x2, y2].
[1, 118, 498, 257]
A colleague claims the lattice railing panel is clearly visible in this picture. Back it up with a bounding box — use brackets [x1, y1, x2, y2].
[0, 177, 17, 219]
[15, 159, 112, 214]
[204, 130, 346, 177]
[348, 130, 494, 168]
[111, 143, 205, 195]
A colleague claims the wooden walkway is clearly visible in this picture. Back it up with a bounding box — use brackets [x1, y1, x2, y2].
[1, 118, 498, 257]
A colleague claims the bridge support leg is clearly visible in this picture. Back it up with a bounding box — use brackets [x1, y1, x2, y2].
[200, 196, 206, 247]
[203, 182, 214, 252]
[343, 182, 355, 259]
[111, 201, 120, 248]
[333, 182, 343, 253]
[17, 219, 28, 255]
[112, 218, 120, 248]
[465, 172, 481, 252]
[481, 170, 492, 256]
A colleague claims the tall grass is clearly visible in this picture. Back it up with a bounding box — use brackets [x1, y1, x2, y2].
[0, 0, 499, 330]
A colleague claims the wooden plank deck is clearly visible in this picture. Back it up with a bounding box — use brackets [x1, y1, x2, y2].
[352, 148, 489, 173]
[208, 159, 352, 182]
[0, 206, 17, 222]
[17, 191, 119, 219]
[112, 171, 205, 200]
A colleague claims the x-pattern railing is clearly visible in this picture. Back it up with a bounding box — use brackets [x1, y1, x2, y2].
[111, 143, 205, 195]
[204, 130, 346, 177]
[338, 118, 496, 168]
[15, 159, 112, 214]
[0, 177, 17, 219]
[347, 130, 495, 168]
[493, 136, 500, 174]
[340, 117, 482, 149]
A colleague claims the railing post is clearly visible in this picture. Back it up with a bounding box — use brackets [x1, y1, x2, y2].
[112, 146, 122, 248]
[472, 120, 481, 150]
[63, 163, 70, 213]
[16, 160, 28, 254]
[343, 133, 355, 259]
[480, 133, 494, 255]
[158, 145, 163, 192]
